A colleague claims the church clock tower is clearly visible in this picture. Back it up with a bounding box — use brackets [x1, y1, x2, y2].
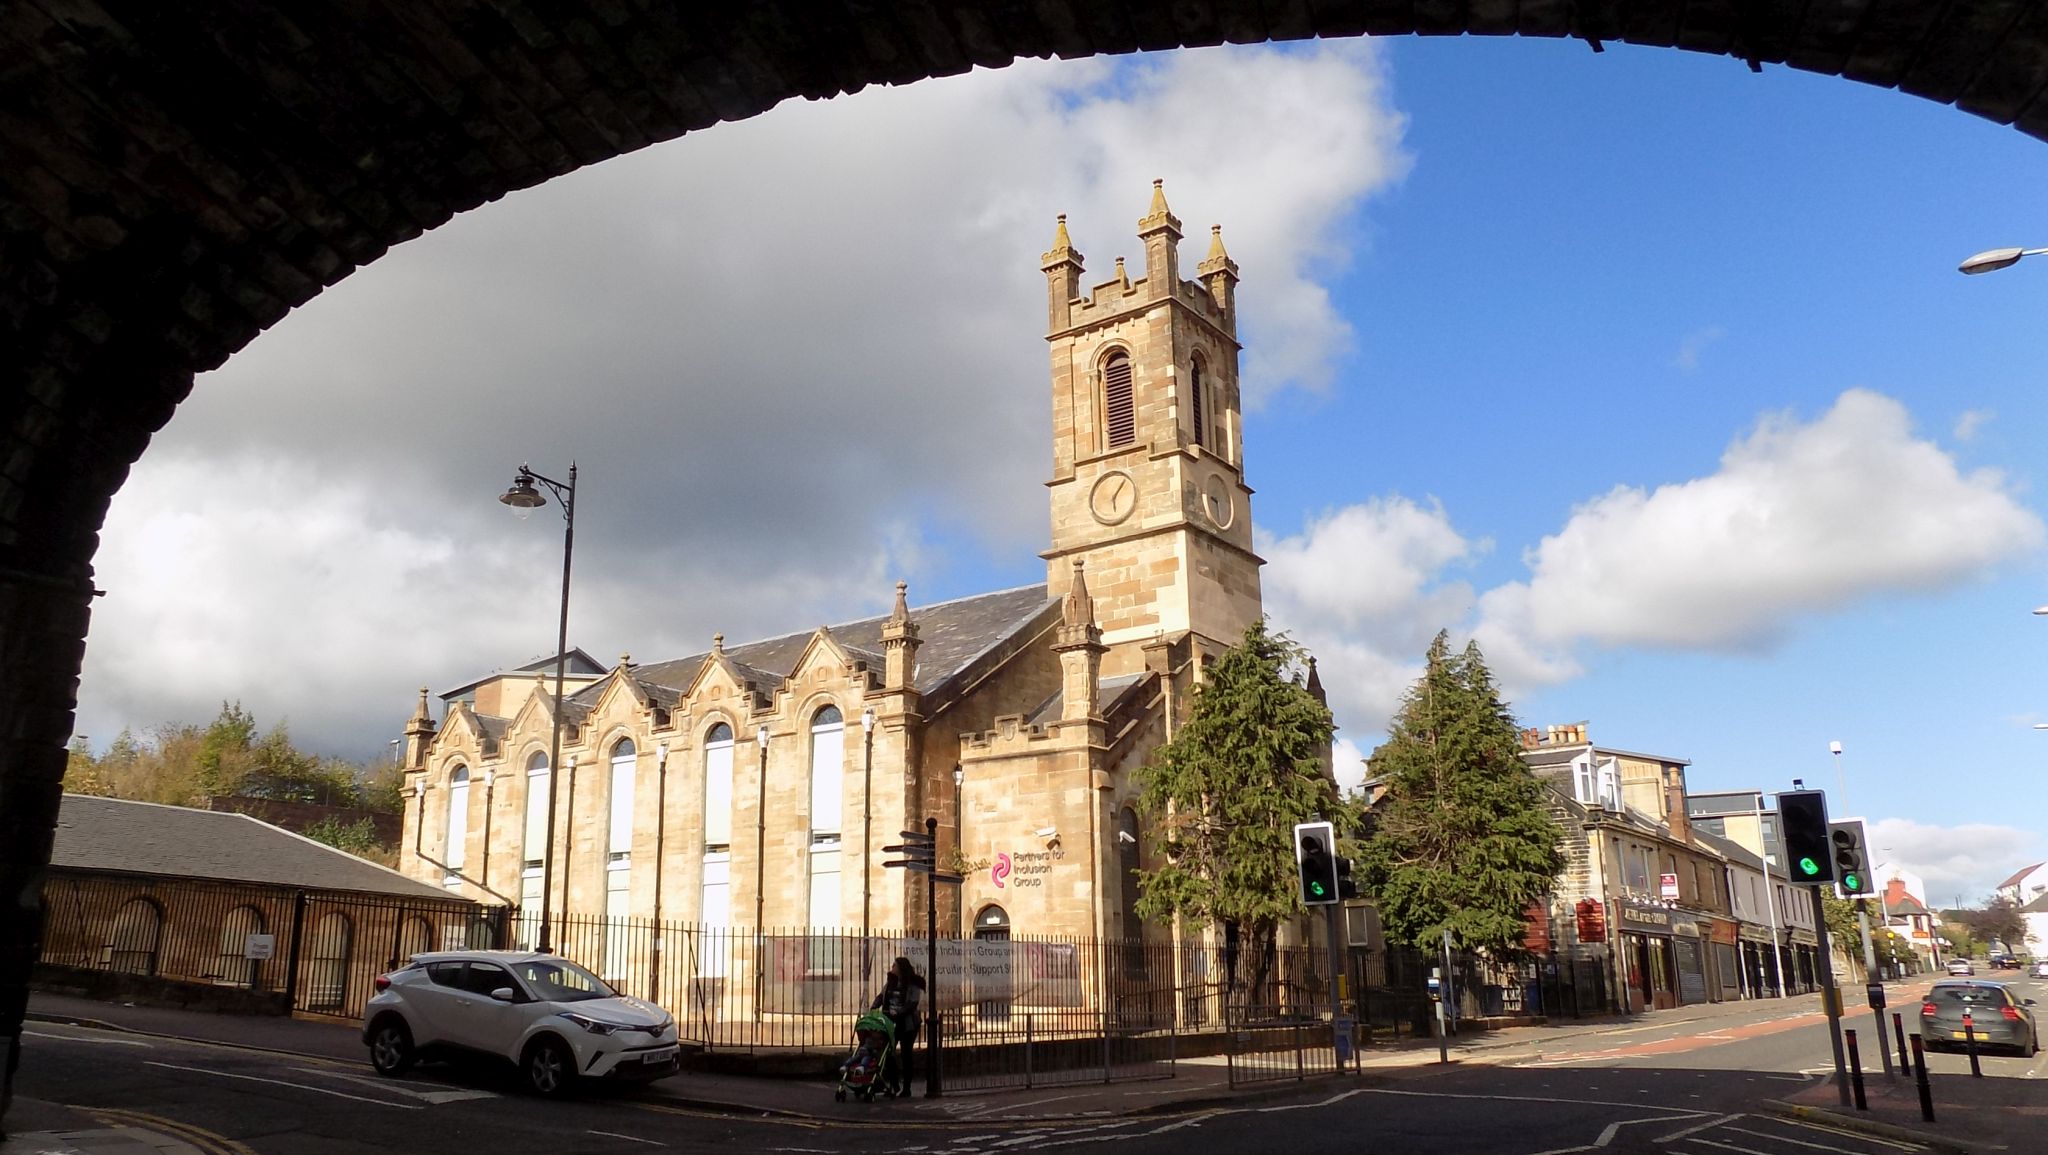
[1041, 183, 1263, 674]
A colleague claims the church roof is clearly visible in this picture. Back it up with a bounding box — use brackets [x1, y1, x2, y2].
[622, 584, 1058, 711]
[1024, 673, 1150, 727]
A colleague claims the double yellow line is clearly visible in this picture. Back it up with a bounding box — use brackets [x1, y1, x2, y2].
[79, 1105, 258, 1155]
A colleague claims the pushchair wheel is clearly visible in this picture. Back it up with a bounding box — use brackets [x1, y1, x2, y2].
[835, 1088, 847, 1102]
[858, 1086, 874, 1102]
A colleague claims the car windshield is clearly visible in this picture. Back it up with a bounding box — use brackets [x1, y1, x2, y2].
[512, 958, 615, 1003]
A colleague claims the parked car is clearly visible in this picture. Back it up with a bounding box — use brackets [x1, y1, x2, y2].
[1919, 981, 2040, 1056]
[2033, 960, 2048, 979]
[363, 950, 680, 1096]
[1947, 958, 1975, 976]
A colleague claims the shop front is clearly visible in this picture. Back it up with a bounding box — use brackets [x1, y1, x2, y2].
[1616, 900, 1680, 1012]
[1668, 912, 1709, 1005]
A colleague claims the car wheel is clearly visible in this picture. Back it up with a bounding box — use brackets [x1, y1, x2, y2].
[368, 1017, 416, 1076]
[522, 1036, 577, 1097]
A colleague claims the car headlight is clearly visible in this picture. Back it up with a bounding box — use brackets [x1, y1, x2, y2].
[559, 1012, 625, 1036]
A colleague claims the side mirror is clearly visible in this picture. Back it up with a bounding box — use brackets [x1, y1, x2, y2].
[490, 986, 517, 1002]
[2026, 998, 2037, 1006]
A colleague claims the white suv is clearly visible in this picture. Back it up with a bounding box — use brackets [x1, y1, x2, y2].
[363, 950, 679, 1096]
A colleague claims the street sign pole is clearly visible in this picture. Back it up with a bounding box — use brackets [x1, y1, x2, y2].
[881, 818, 961, 1099]
[1812, 886, 1851, 1107]
[1856, 899, 1893, 1077]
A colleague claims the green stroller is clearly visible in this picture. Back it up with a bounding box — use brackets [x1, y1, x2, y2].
[835, 1009, 896, 1102]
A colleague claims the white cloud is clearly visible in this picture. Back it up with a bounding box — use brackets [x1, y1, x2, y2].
[1333, 737, 1370, 796]
[82, 45, 1412, 756]
[1478, 388, 2044, 672]
[1865, 818, 2044, 904]
[1673, 325, 1726, 372]
[1954, 408, 1993, 441]
[1260, 496, 1480, 738]
[1260, 390, 2044, 750]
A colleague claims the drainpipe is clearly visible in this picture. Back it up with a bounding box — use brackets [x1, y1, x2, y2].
[651, 740, 669, 1002]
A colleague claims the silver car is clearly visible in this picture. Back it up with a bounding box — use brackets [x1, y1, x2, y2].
[1919, 980, 2039, 1056]
[363, 951, 680, 1095]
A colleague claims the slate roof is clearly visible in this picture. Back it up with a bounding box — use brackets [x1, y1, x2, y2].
[2018, 890, 2048, 915]
[1521, 747, 1583, 769]
[622, 584, 1059, 711]
[51, 794, 458, 901]
[1995, 862, 2044, 891]
[442, 647, 607, 700]
[1024, 673, 1150, 727]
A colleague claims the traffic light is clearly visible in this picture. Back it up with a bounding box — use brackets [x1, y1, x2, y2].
[1293, 821, 1339, 906]
[1776, 789, 1833, 885]
[1830, 819, 1873, 897]
[1336, 855, 1359, 901]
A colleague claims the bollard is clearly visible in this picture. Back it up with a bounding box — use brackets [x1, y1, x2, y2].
[1892, 1012, 1911, 1080]
[1909, 1034, 1935, 1123]
[1846, 1029, 1867, 1111]
[1963, 1011, 1982, 1078]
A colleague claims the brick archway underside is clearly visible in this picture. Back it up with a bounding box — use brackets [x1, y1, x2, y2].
[4, 0, 2047, 1101]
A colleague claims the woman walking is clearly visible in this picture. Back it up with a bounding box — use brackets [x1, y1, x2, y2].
[869, 956, 925, 1096]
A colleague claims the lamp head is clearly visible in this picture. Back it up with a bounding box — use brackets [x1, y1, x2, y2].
[1960, 247, 2027, 275]
[500, 469, 546, 518]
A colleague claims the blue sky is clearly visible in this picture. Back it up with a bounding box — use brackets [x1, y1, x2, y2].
[82, 35, 2048, 902]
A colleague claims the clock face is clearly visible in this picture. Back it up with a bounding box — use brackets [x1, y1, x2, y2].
[1203, 475, 1235, 529]
[1089, 470, 1137, 525]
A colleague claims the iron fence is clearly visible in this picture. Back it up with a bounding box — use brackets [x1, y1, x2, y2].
[1225, 1020, 1338, 1086]
[36, 870, 490, 1021]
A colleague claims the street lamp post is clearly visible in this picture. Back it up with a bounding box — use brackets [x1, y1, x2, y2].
[500, 462, 577, 954]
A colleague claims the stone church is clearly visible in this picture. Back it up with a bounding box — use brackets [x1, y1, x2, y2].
[397, 183, 1288, 965]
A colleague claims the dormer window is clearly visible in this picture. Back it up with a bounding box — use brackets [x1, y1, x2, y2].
[1103, 352, 1135, 449]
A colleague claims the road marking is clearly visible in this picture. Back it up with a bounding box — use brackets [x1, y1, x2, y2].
[1725, 1123, 1890, 1153]
[1653, 1114, 1741, 1143]
[1771, 1117, 1922, 1151]
[290, 1066, 497, 1103]
[26, 1028, 152, 1047]
[82, 1106, 257, 1155]
[589, 1131, 664, 1146]
[144, 1061, 423, 1108]
[1681, 1138, 1775, 1155]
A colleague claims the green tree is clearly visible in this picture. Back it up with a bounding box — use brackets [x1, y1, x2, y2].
[1357, 632, 1565, 956]
[195, 700, 257, 797]
[1132, 621, 1337, 996]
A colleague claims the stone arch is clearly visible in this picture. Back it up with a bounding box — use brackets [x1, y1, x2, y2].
[105, 897, 164, 976]
[8, 0, 2048, 1101]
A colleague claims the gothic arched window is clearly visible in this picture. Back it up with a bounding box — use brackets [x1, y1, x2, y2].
[1188, 357, 1206, 449]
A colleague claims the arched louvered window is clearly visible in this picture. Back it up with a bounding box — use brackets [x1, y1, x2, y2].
[1188, 357, 1206, 449]
[1103, 351, 1135, 449]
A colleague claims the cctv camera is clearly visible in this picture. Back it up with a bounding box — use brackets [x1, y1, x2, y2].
[1035, 826, 1058, 839]
[1116, 830, 1136, 845]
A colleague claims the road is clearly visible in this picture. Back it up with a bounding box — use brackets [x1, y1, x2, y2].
[17, 976, 2046, 1155]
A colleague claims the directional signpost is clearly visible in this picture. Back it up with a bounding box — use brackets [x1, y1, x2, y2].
[883, 816, 962, 1097]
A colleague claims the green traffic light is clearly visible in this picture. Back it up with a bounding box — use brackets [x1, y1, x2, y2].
[1798, 857, 1820, 877]
[1310, 882, 1326, 896]
[1844, 873, 1861, 891]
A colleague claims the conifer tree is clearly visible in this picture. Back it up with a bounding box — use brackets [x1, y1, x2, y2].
[1133, 621, 1336, 995]
[1359, 632, 1565, 955]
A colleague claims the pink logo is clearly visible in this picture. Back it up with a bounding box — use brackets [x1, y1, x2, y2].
[991, 852, 1012, 889]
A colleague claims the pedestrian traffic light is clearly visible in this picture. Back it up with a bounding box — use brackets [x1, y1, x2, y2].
[1293, 821, 1339, 906]
[1776, 789, 1833, 885]
[1830, 819, 1873, 897]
